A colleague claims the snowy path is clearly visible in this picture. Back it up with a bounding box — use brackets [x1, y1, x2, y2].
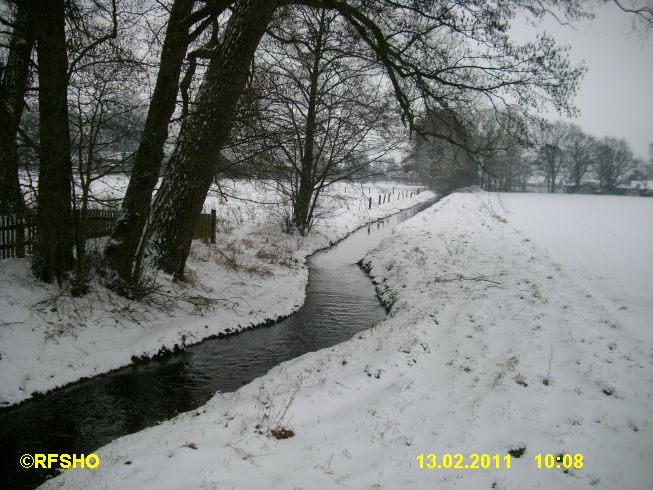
[41, 190, 652, 489]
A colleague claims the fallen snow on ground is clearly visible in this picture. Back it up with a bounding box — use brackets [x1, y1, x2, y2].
[485, 192, 653, 346]
[41, 190, 652, 489]
[0, 180, 432, 406]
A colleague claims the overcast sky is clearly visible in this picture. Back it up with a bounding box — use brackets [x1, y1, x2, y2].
[510, 3, 653, 160]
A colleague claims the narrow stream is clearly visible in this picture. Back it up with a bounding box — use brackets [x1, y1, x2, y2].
[0, 199, 435, 489]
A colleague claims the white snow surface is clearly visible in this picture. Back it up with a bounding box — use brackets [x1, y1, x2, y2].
[487, 192, 653, 346]
[39, 190, 652, 489]
[0, 180, 432, 406]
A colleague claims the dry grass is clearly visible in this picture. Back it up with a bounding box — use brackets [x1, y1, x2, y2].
[491, 213, 508, 224]
[255, 244, 295, 268]
[203, 240, 273, 277]
[410, 246, 427, 266]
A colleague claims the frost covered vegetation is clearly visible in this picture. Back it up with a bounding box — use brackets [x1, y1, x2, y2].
[40, 190, 653, 489]
[0, 180, 431, 406]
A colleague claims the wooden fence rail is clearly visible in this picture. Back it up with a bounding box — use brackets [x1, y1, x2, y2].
[0, 208, 217, 260]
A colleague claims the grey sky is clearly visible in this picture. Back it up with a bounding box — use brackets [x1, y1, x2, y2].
[510, 3, 653, 160]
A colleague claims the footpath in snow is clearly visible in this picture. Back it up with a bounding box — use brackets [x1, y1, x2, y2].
[0, 181, 432, 406]
[42, 190, 652, 489]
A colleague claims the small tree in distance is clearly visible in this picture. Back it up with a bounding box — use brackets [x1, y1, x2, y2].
[535, 122, 570, 193]
[593, 136, 636, 194]
[564, 124, 595, 189]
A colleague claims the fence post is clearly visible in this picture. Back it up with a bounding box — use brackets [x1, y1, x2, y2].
[378, 195, 381, 205]
[368, 197, 372, 209]
[210, 209, 217, 244]
[388, 194, 391, 202]
[16, 214, 25, 258]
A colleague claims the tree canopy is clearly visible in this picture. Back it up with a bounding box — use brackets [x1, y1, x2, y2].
[1, 0, 649, 286]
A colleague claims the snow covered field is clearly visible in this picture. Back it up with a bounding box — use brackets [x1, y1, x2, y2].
[0, 180, 432, 406]
[41, 190, 652, 489]
[487, 192, 653, 346]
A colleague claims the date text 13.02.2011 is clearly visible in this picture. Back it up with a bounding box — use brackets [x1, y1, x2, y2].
[416, 454, 511, 469]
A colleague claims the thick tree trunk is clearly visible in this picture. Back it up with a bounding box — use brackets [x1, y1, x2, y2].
[104, 0, 195, 286]
[29, 0, 75, 283]
[148, 0, 277, 278]
[0, 0, 33, 215]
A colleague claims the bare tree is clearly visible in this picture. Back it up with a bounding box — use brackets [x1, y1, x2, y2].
[255, 7, 399, 235]
[0, 0, 33, 215]
[608, 0, 653, 29]
[473, 108, 530, 192]
[564, 124, 595, 189]
[406, 108, 477, 195]
[103, 0, 224, 291]
[68, 46, 144, 294]
[535, 122, 569, 193]
[27, 0, 122, 284]
[27, 0, 76, 283]
[594, 136, 636, 194]
[145, 0, 279, 278]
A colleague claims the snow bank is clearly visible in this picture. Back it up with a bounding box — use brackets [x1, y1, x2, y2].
[41, 190, 652, 489]
[0, 181, 433, 406]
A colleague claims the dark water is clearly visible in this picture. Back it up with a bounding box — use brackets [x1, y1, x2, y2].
[0, 199, 434, 489]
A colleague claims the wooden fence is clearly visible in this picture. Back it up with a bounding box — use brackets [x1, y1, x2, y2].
[0, 208, 217, 260]
[84, 208, 119, 239]
[193, 210, 217, 244]
[1, 186, 428, 259]
[0, 213, 35, 259]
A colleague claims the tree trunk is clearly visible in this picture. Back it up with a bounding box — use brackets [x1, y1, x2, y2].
[104, 0, 196, 286]
[72, 186, 90, 296]
[294, 177, 314, 235]
[29, 0, 75, 283]
[294, 85, 318, 235]
[292, 11, 325, 236]
[574, 163, 581, 187]
[148, 0, 277, 278]
[0, 0, 33, 215]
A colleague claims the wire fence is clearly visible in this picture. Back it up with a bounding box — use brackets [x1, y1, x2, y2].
[1, 186, 428, 259]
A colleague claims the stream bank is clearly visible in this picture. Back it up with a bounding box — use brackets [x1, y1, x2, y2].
[2, 198, 436, 490]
